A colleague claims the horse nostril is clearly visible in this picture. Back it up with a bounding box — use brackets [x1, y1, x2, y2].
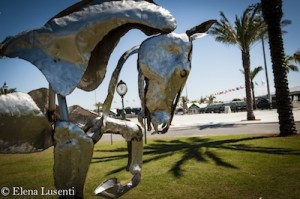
[180, 69, 188, 78]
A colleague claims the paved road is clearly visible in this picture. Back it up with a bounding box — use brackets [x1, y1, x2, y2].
[161, 121, 300, 137]
[100, 109, 300, 142]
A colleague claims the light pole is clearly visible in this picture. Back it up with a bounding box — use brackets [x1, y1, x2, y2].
[254, 11, 272, 108]
[116, 80, 128, 120]
[261, 36, 272, 108]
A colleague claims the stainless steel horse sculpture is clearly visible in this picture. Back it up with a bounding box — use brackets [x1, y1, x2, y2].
[0, 0, 215, 198]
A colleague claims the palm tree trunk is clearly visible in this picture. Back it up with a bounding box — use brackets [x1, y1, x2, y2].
[242, 50, 255, 120]
[261, 0, 297, 136]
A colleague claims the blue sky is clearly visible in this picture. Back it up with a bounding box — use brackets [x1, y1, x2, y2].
[1, 0, 300, 110]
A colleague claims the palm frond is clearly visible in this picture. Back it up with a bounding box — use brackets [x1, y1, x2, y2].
[251, 66, 263, 79]
[208, 11, 238, 46]
[210, 4, 267, 53]
[284, 52, 300, 73]
[240, 66, 263, 80]
[286, 64, 299, 72]
[293, 50, 300, 64]
[281, 19, 292, 26]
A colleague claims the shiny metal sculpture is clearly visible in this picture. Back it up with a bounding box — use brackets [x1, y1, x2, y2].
[0, 0, 215, 198]
[1, 0, 176, 96]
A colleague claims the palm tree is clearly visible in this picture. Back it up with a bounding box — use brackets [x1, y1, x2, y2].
[199, 96, 206, 104]
[208, 95, 216, 104]
[94, 102, 103, 115]
[261, 0, 297, 136]
[250, 3, 291, 108]
[209, 5, 266, 120]
[240, 66, 263, 109]
[284, 51, 300, 73]
[180, 96, 189, 114]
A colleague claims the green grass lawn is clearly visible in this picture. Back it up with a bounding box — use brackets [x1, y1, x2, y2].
[1, 134, 300, 199]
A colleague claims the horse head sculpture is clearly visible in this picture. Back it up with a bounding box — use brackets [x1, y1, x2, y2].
[138, 33, 192, 134]
[138, 20, 216, 134]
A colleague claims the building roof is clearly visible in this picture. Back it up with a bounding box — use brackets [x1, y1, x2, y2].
[290, 86, 300, 95]
[187, 102, 207, 109]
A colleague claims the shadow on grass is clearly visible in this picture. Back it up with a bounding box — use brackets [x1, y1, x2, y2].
[198, 123, 248, 130]
[92, 135, 300, 177]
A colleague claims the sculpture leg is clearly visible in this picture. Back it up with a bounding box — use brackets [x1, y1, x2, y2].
[57, 94, 69, 121]
[54, 95, 93, 198]
[47, 84, 56, 124]
[93, 117, 143, 198]
[54, 121, 94, 198]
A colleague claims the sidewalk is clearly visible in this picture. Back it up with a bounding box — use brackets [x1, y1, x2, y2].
[169, 108, 300, 128]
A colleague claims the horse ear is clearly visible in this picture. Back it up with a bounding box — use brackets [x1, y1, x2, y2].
[186, 20, 217, 38]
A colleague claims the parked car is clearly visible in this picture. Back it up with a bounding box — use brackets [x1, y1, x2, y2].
[256, 98, 271, 109]
[256, 97, 277, 109]
[199, 107, 206, 113]
[205, 103, 224, 113]
[204, 104, 214, 113]
[175, 107, 184, 115]
[232, 101, 247, 112]
[131, 107, 142, 115]
[221, 102, 236, 113]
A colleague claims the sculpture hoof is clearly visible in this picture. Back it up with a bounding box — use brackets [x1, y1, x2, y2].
[95, 178, 120, 199]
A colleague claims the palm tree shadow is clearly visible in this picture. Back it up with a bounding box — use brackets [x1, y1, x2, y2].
[92, 135, 300, 177]
[144, 137, 240, 177]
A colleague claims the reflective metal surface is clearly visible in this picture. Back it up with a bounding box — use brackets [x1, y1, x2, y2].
[138, 33, 192, 133]
[0, 93, 53, 153]
[136, 20, 216, 134]
[0, 0, 216, 196]
[0, 0, 176, 96]
[54, 121, 93, 198]
[84, 116, 143, 198]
